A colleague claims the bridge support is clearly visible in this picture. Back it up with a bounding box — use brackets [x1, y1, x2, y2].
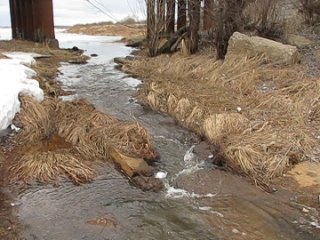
[9, 0, 58, 47]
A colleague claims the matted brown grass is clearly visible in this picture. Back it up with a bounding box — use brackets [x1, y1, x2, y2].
[126, 50, 320, 185]
[14, 96, 51, 143]
[67, 23, 146, 40]
[7, 95, 157, 185]
[7, 150, 95, 184]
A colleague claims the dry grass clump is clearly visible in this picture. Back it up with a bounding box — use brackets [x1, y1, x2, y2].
[10, 95, 157, 185]
[203, 113, 250, 144]
[221, 126, 316, 181]
[7, 150, 95, 184]
[127, 50, 320, 185]
[14, 96, 51, 143]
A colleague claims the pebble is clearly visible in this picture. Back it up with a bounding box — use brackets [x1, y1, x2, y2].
[302, 207, 310, 213]
[155, 171, 167, 179]
[208, 154, 214, 159]
[232, 228, 240, 234]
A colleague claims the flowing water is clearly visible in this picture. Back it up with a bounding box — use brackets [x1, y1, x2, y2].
[1, 30, 320, 240]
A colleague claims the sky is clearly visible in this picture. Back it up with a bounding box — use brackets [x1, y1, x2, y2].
[0, 0, 145, 26]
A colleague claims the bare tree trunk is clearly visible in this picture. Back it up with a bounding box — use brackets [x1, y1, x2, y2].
[158, 0, 166, 33]
[146, 0, 158, 56]
[166, 0, 176, 33]
[177, 0, 187, 29]
[215, 0, 246, 60]
[189, 0, 201, 53]
[203, 0, 214, 31]
[146, 0, 153, 42]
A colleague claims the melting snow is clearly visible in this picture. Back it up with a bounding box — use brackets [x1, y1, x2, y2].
[0, 52, 43, 131]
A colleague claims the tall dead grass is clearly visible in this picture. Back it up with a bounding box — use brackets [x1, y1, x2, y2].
[14, 96, 51, 143]
[128, 51, 320, 185]
[9, 96, 157, 185]
[8, 151, 95, 184]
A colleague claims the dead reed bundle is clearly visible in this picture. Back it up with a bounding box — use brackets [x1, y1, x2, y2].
[202, 113, 250, 144]
[88, 121, 157, 161]
[15, 96, 51, 143]
[53, 100, 157, 161]
[7, 150, 95, 184]
[222, 125, 316, 181]
[10, 95, 157, 185]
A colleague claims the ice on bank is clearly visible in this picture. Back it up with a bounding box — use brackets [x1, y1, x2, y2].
[0, 52, 43, 131]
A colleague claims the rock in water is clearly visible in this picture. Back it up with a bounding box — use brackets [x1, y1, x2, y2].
[184, 145, 195, 163]
[114, 57, 128, 65]
[227, 32, 301, 65]
[132, 176, 164, 192]
[126, 38, 145, 48]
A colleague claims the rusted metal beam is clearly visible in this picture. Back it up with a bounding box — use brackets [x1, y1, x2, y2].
[20, 0, 27, 39]
[9, 0, 17, 38]
[9, 0, 58, 47]
[25, 0, 35, 40]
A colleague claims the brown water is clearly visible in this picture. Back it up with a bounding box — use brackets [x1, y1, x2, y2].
[1, 32, 319, 240]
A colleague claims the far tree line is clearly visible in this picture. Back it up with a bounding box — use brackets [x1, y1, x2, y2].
[146, 0, 248, 59]
[145, 0, 320, 59]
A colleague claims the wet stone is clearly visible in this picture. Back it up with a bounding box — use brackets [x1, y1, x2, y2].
[132, 176, 163, 192]
[86, 216, 117, 228]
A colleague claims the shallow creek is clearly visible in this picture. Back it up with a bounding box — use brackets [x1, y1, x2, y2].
[1, 31, 320, 240]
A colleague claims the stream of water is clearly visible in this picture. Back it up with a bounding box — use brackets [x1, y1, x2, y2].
[1, 30, 320, 240]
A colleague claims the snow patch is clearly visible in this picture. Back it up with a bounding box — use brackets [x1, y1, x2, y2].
[0, 52, 43, 131]
[122, 77, 142, 88]
[2, 52, 36, 67]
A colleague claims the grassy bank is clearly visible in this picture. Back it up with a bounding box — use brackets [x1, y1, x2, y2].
[124, 48, 320, 188]
[66, 23, 146, 41]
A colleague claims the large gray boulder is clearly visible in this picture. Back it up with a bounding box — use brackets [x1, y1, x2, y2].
[227, 32, 301, 64]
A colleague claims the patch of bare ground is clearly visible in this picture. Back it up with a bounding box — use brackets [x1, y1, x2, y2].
[124, 47, 320, 189]
[66, 23, 146, 41]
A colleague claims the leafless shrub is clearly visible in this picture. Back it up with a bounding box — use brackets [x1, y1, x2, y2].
[244, 0, 284, 39]
[215, 0, 247, 59]
[298, 0, 320, 25]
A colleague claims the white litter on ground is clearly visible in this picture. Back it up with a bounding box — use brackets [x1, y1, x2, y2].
[0, 52, 43, 131]
[155, 171, 168, 179]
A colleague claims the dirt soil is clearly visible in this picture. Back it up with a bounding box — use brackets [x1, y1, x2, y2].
[66, 23, 146, 41]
